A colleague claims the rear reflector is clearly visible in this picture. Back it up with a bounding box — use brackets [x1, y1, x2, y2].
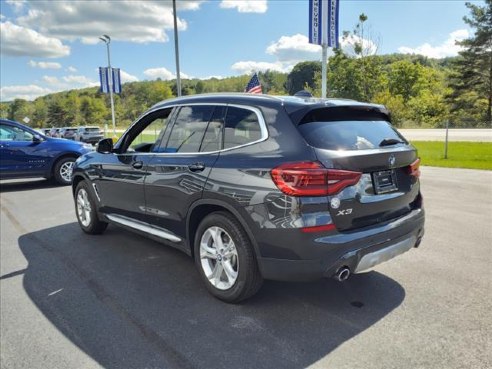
[407, 158, 421, 178]
[301, 223, 336, 233]
[271, 161, 362, 196]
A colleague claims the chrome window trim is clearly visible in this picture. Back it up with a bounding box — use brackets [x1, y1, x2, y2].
[116, 103, 269, 156]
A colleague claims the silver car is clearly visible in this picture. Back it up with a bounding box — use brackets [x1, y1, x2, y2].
[75, 126, 104, 144]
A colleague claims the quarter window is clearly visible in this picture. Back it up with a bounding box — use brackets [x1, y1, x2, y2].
[223, 107, 262, 149]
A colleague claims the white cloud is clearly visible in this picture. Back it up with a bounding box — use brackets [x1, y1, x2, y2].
[143, 67, 190, 80]
[398, 29, 469, 59]
[232, 33, 382, 75]
[120, 70, 139, 83]
[144, 67, 174, 80]
[62, 75, 99, 87]
[0, 21, 70, 57]
[266, 33, 321, 62]
[220, 0, 267, 13]
[341, 34, 378, 57]
[199, 75, 224, 80]
[41, 74, 98, 90]
[29, 60, 62, 69]
[6, 0, 26, 12]
[0, 84, 52, 101]
[66, 66, 77, 73]
[42, 75, 60, 85]
[0, 14, 6, 20]
[232, 34, 321, 74]
[15, 0, 203, 44]
[231, 61, 289, 74]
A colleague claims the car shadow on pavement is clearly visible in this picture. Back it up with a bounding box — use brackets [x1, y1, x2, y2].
[17, 223, 406, 369]
[0, 179, 58, 193]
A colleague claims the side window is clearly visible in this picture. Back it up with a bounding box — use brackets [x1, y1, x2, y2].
[164, 105, 215, 153]
[200, 106, 226, 152]
[123, 108, 172, 153]
[0, 125, 15, 140]
[0, 124, 33, 141]
[223, 107, 262, 149]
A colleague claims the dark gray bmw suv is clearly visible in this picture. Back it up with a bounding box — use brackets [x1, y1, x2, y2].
[72, 93, 424, 302]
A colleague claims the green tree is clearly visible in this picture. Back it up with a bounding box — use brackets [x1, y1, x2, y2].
[447, 0, 492, 126]
[47, 98, 68, 127]
[285, 61, 321, 95]
[32, 99, 48, 127]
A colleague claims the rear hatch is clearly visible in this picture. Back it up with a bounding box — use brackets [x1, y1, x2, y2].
[84, 127, 102, 137]
[296, 106, 421, 231]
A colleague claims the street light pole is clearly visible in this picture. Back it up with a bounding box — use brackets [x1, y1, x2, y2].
[99, 34, 116, 138]
[172, 0, 181, 97]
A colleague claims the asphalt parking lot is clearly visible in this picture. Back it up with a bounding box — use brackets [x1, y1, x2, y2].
[1, 167, 491, 369]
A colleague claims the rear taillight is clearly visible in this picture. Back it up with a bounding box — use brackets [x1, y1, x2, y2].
[407, 158, 421, 178]
[270, 161, 362, 196]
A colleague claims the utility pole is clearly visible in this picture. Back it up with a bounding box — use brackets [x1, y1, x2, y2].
[173, 0, 182, 97]
[99, 34, 116, 138]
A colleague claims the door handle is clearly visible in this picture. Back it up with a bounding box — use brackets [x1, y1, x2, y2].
[132, 161, 144, 169]
[188, 162, 205, 172]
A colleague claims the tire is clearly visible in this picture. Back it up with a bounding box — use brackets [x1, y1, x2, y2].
[53, 157, 76, 185]
[194, 211, 263, 303]
[74, 181, 108, 235]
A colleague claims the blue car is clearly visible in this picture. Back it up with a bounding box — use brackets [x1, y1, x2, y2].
[0, 119, 94, 185]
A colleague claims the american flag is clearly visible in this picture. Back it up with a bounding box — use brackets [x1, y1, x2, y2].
[244, 73, 262, 94]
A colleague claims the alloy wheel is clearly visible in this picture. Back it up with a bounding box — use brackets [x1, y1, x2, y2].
[76, 188, 92, 227]
[200, 226, 239, 290]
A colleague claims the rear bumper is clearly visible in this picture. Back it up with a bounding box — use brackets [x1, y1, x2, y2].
[257, 208, 425, 281]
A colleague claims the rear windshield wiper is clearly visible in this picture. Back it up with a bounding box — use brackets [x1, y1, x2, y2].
[379, 138, 406, 147]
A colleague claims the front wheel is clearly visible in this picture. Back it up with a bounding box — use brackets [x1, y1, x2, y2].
[194, 212, 263, 303]
[75, 181, 108, 234]
[53, 157, 76, 185]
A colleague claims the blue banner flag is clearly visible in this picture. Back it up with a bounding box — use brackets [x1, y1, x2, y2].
[309, 0, 339, 48]
[99, 67, 110, 93]
[112, 68, 121, 94]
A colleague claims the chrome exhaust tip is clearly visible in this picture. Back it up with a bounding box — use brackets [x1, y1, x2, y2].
[334, 267, 351, 282]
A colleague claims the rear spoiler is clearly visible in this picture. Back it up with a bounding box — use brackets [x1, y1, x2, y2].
[287, 104, 391, 125]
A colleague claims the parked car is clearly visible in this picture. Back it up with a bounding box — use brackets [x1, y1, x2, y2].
[72, 93, 425, 303]
[59, 127, 77, 140]
[0, 119, 94, 185]
[49, 127, 61, 138]
[37, 128, 51, 136]
[75, 126, 103, 144]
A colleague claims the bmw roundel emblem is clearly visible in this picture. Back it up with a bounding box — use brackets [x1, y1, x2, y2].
[330, 197, 341, 209]
[388, 154, 396, 167]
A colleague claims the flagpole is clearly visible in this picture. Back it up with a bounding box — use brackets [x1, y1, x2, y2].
[321, 44, 327, 98]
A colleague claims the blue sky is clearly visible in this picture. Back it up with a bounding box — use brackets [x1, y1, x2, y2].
[0, 0, 483, 101]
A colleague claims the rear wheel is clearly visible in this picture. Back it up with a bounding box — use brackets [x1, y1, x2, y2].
[75, 181, 108, 234]
[53, 157, 76, 185]
[194, 212, 263, 303]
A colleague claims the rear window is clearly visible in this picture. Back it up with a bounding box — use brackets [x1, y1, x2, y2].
[298, 120, 406, 151]
[85, 127, 100, 132]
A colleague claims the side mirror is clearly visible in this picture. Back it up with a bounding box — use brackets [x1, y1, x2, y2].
[32, 135, 43, 143]
[96, 138, 113, 153]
